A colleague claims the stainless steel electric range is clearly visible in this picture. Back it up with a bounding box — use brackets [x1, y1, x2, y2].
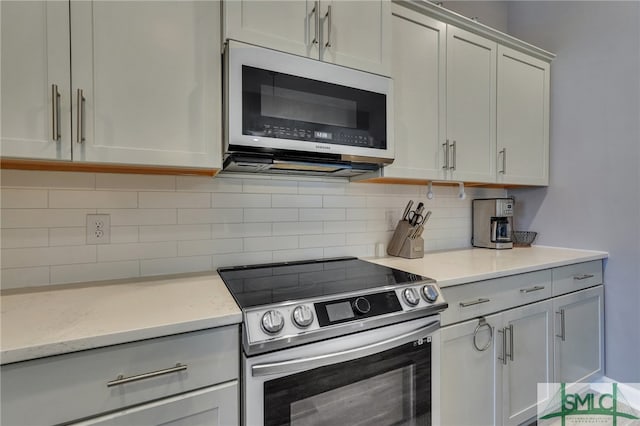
[218, 257, 448, 426]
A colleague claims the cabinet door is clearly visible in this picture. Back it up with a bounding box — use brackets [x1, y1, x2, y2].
[383, 5, 446, 180]
[0, 1, 71, 160]
[440, 314, 500, 426]
[553, 286, 604, 384]
[71, 382, 238, 426]
[501, 299, 553, 426]
[224, 0, 317, 59]
[446, 26, 496, 183]
[497, 45, 550, 186]
[70, 1, 222, 168]
[319, 0, 391, 76]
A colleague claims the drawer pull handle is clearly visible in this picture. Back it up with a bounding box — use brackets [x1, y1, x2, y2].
[573, 274, 594, 281]
[473, 317, 493, 352]
[107, 363, 187, 387]
[520, 285, 545, 294]
[459, 298, 490, 308]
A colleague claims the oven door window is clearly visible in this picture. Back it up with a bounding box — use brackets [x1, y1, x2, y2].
[242, 66, 387, 149]
[263, 340, 430, 426]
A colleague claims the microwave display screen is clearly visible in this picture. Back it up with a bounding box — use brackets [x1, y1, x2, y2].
[242, 66, 386, 149]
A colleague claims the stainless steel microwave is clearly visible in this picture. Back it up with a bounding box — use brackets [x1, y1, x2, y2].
[223, 40, 394, 177]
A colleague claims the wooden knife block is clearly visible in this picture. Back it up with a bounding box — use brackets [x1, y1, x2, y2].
[387, 220, 424, 259]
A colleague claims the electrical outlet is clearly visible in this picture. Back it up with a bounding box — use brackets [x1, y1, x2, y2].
[385, 210, 397, 231]
[86, 214, 111, 244]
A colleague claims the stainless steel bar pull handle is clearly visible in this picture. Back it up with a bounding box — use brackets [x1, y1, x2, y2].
[311, 2, 319, 45]
[76, 89, 86, 143]
[51, 84, 61, 142]
[497, 328, 507, 365]
[459, 298, 490, 308]
[324, 5, 332, 48]
[107, 363, 187, 387]
[499, 148, 506, 174]
[573, 274, 594, 280]
[450, 140, 456, 170]
[520, 285, 545, 294]
[556, 309, 566, 341]
[442, 141, 450, 169]
[507, 324, 514, 361]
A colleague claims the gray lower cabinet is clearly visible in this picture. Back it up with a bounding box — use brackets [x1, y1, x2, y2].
[71, 382, 238, 426]
[1, 325, 239, 426]
[440, 261, 604, 426]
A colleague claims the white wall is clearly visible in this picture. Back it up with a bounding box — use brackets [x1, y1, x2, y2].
[0, 169, 503, 290]
[507, 1, 640, 382]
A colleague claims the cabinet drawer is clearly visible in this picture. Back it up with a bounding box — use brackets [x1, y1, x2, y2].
[440, 270, 552, 326]
[552, 261, 603, 296]
[1, 325, 239, 426]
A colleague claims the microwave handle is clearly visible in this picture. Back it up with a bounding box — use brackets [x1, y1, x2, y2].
[251, 319, 439, 377]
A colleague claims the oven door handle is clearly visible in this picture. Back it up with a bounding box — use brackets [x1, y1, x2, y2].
[251, 319, 439, 377]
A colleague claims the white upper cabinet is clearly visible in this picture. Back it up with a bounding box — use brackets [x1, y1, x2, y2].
[446, 26, 497, 183]
[1, 1, 222, 170]
[384, 5, 446, 180]
[1, 1, 71, 160]
[224, 0, 391, 76]
[497, 45, 550, 185]
[71, 1, 222, 168]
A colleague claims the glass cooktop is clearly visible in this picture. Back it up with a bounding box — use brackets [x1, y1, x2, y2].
[217, 257, 432, 309]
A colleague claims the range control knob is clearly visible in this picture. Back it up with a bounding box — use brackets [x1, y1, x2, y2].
[353, 297, 371, 315]
[261, 310, 285, 335]
[422, 284, 439, 303]
[292, 305, 314, 328]
[403, 288, 420, 307]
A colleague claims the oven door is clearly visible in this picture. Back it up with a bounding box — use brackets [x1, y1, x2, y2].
[243, 316, 440, 426]
[226, 40, 393, 162]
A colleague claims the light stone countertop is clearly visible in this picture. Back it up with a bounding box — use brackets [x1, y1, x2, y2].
[1, 246, 608, 366]
[366, 245, 608, 287]
[0, 273, 241, 365]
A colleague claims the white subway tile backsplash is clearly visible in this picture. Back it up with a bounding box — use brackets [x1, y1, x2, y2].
[272, 194, 322, 208]
[212, 223, 272, 239]
[211, 193, 271, 208]
[212, 251, 273, 269]
[273, 221, 323, 236]
[244, 208, 298, 223]
[140, 256, 212, 276]
[1, 245, 96, 268]
[244, 236, 298, 252]
[273, 248, 323, 262]
[139, 192, 210, 208]
[1, 266, 50, 289]
[110, 226, 140, 244]
[323, 195, 366, 208]
[0, 189, 48, 208]
[49, 190, 138, 208]
[98, 242, 177, 262]
[176, 176, 242, 193]
[299, 208, 345, 222]
[1, 209, 95, 228]
[243, 178, 298, 194]
[139, 224, 210, 242]
[1, 170, 95, 189]
[50, 261, 140, 285]
[100, 209, 177, 226]
[49, 228, 86, 246]
[0, 170, 506, 289]
[95, 173, 176, 191]
[300, 233, 346, 248]
[178, 208, 243, 224]
[178, 239, 243, 257]
[1, 229, 49, 248]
